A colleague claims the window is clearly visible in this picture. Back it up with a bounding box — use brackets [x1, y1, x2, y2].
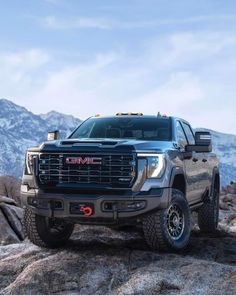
[182, 123, 195, 145]
[70, 117, 172, 141]
[176, 121, 187, 148]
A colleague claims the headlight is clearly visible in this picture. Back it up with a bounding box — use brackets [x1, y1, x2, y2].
[25, 152, 38, 175]
[138, 153, 165, 178]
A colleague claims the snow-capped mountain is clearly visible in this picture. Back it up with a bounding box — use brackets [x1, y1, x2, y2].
[198, 129, 236, 186]
[40, 111, 80, 138]
[0, 99, 81, 177]
[0, 98, 235, 186]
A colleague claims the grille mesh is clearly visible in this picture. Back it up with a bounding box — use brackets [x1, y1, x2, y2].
[38, 153, 136, 187]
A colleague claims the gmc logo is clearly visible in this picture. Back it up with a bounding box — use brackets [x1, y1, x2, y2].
[65, 157, 102, 165]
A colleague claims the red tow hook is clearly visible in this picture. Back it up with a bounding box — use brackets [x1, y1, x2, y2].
[81, 206, 93, 216]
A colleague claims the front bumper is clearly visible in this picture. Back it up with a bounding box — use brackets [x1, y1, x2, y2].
[21, 188, 171, 224]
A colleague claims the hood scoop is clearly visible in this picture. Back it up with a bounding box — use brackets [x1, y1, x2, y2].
[60, 140, 118, 146]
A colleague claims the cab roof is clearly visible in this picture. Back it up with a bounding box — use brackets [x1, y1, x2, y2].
[91, 113, 191, 126]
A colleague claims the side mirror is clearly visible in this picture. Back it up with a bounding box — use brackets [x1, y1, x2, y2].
[185, 131, 212, 153]
[47, 130, 60, 141]
[195, 131, 212, 146]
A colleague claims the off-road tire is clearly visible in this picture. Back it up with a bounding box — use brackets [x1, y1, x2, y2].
[23, 207, 74, 248]
[198, 187, 219, 233]
[142, 189, 191, 251]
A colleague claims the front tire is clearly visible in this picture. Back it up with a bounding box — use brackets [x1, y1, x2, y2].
[23, 208, 74, 248]
[142, 189, 191, 251]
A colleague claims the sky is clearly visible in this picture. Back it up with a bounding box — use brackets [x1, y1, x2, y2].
[0, 0, 236, 133]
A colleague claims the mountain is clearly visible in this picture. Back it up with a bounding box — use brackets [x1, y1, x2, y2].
[0, 98, 235, 185]
[211, 130, 236, 186]
[40, 111, 81, 138]
[0, 99, 81, 177]
[197, 128, 236, 186]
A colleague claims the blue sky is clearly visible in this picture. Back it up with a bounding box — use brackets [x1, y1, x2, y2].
[0, 0, 236, 133]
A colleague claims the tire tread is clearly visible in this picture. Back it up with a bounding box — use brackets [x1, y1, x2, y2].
[23, 207, 47, 247]
[143, 189, 191, 251]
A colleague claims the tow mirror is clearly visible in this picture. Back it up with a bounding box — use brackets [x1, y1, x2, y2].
[185, 131, 212, 153]
[47, 130, 60, 141]
[195, 131, 212, 146]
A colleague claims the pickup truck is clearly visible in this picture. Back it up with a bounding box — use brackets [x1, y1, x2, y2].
[21, 113, 220, 251]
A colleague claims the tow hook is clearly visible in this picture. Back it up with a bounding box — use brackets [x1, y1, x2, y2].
[81, 206, 93, 216]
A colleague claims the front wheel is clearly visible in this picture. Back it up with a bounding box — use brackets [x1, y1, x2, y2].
[142, 189, 191, 251]
[23, 208, 74, 248]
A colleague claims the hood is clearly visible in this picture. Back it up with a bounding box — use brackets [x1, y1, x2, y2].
[28, 138, 175, 154]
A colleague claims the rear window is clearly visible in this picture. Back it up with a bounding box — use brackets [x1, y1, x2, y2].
[70, 117, 172, 141]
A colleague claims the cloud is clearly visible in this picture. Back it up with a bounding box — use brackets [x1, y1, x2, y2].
[40, 14, 236, 31]
[1, 31, 236, 133]
[2, 49, 50, 69]
[145, 32, 236, 66]
[0, 49, 50, 98]
[120, 15, 236, 29]
[42, 16, 112, 30]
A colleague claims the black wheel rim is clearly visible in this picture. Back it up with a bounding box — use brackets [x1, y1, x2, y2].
[166, 204, 185, 240]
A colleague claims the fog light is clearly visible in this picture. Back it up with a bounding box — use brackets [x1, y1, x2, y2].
[21, 185, 29, 193]
[125, 201, 146, 210]
[117, 201, 146, 211]
[102, 200, 146, 212]
[28, 197, 38, 206]
[27, 198, 50, 209]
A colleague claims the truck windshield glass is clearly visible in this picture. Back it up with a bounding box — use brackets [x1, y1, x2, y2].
[70, 117, 172, 141]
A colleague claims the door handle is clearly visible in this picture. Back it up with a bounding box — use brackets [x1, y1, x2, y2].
[202, 159, 207, 163]
[192, 158, 198, 162]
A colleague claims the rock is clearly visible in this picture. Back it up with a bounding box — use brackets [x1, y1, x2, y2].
[0, 176, 21, 207]
[221, 194, 236, 204]
[225, 183, 236, 195]
[0, 225, 235, 295]
[219, 213, 236, 234]
[219, 188, 236, 214]
[219, 200, 231, 211]
[0, 196, 24, 245]
[0, 183, 236, 294]
[219, 188, 236, 234]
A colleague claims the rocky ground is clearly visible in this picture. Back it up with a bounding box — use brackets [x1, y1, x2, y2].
[0, 182, 235, 295]
[0, 226, 235, 295]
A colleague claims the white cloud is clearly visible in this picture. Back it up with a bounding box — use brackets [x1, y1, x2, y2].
[1, 31, 236, 134]
[2, 49, 50, 69]
[40, 14, 236, 30]
[120, 15, 236, 29]
[145, 32, 236, 70]
[124, 72, 204, 112]
[0, 49, 50, 98]
[42, 16, 112, 30]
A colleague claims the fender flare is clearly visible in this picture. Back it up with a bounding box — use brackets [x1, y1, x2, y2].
[168, 167, 187, 204]
[169, 166, 186, 188]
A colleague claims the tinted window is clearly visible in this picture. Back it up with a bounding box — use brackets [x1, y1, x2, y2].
[182, 123, 195, 145]
[70, 117, 172, 141]
[176, 121, 187, 147]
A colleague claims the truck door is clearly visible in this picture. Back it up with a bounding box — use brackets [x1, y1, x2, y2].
[181, 122, 207, 203]
[176, 121, 203, 204]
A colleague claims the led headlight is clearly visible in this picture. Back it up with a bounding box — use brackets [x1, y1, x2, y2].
[138, 153, 166, 178]
[25, 152, 38, 175]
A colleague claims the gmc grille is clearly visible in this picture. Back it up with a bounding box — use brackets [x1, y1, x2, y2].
[38, 153, 136, 188]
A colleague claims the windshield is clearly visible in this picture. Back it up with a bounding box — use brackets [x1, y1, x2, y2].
[70, 117, 172, 141]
